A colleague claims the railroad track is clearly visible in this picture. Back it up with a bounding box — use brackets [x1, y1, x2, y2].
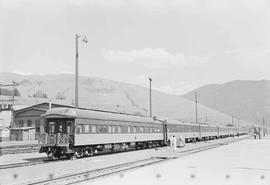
[0, 145, 40, 155]
[21, 136, 250, 185]
[0, 160, 47, 170]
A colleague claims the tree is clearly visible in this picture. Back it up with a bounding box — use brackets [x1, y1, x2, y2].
[0, 87, 20, 96]
[33, 90, 48, 99]
[55, 92, 66, 100]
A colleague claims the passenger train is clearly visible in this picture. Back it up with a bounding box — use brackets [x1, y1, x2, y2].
[39, 108, 249, 159]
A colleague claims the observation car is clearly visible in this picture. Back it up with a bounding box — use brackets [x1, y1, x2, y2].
[39, 108, 248, 159]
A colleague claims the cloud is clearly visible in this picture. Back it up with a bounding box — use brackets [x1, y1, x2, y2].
[102, 48, 209, 69]
[12, 70, 33, 75]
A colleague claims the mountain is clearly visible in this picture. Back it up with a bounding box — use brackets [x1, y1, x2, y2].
[0, 73, 251, 126]
[182, 80, 270, 125]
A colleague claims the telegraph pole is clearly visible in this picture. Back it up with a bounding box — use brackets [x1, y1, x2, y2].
[75, 34, 79, 109]
[232, 116, 234, 126]
[149, 77, 152, 117]
[195, 92, 200, 138]
[75, 33, 87, 109]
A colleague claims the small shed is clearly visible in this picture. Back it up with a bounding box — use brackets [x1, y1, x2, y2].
[10, 127, 35, 141]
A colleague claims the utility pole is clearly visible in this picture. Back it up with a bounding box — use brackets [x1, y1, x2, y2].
[195, 92, 200, 138]
[266, 120, 268, 135]
[263, 117, 265, 136]
[149, 77, 152, 117]
[238, 118, 240, 136]
[11, 81, 16, 123]
[75, 33, 87, 109]
[232, 116, 234, 126]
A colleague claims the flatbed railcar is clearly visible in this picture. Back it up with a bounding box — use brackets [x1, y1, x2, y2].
[39, 108, 248, 159]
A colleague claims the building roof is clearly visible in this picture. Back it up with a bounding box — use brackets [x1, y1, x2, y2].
[14, 102, 74, 114]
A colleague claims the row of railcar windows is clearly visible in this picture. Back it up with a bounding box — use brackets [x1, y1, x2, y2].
[168, 125, 221, 133]
[76, 124, 162, 134]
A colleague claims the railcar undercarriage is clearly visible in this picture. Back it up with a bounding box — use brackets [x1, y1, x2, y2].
[39, 140, 164, 159]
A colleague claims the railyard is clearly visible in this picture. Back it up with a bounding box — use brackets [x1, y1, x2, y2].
[1, 1, 270, 185]
[0, 135, 260, 185]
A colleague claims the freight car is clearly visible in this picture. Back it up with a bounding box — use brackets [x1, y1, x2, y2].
[39, 108, 248, 159]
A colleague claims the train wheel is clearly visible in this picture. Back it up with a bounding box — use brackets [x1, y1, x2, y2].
[47, 152, 56, 160]
[71, 154, 77, 160]
[89, 149, 94, 156]
[75, 151, 83, 158]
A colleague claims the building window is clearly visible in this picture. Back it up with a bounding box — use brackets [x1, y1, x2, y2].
[18, 120, 24, 127]
[27, 120, 32, 127]
[35, 119, 40, 133]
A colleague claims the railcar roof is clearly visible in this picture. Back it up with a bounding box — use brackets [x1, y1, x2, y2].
[42, 108, 159, 124]
[167, 119, 237, 129]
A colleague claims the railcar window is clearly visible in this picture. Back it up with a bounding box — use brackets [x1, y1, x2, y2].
[85, 125, 90, 133]
[111, 126, 115, 133]
[108, 126, 112, 133]
[77, 125, 83, 134]
[90, 125, 97, 133]
[67, 126, 71, 134]
[99, 125, 108, 133]
[139, 127, 144, 133]
[116, 126, 121, 133]
[49, 122, 55, 134]
[58, 124, 63, 133]
[127, 127, 131, 133]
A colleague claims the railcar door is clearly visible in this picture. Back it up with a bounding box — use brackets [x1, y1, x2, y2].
[58, 119, 74, 144]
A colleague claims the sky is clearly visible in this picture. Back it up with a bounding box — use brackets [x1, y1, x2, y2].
[0, 0, 270, 95]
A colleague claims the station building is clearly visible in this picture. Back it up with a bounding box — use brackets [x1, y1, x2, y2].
[11, 102, 73, 141]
